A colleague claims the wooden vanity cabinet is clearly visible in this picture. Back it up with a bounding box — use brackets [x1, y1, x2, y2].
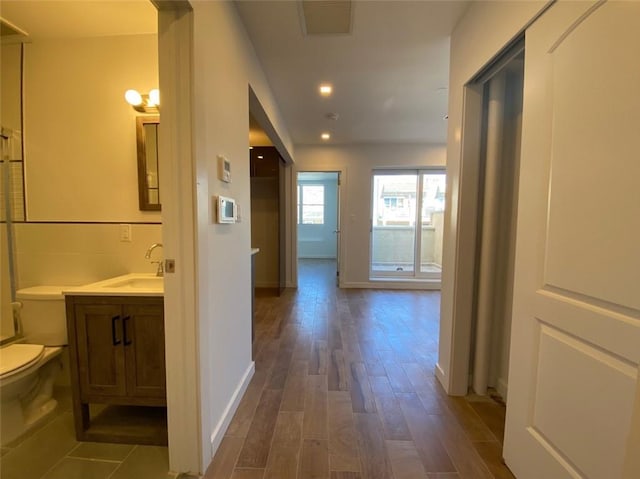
[66, 295, 166, 445]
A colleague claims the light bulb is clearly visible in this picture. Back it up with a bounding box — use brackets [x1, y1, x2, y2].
[321, 132, 331, 140]
[319, 84, 333, 96]
[149, 89, 160, 106]
[125, 89, 142, 106]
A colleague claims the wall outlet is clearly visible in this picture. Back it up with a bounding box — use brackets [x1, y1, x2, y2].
[120, 224, 132, 242]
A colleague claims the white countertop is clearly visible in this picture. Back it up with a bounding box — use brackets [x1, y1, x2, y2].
[63, 273, 163, 297]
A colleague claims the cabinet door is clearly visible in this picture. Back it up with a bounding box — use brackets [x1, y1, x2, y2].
[123, 303, 166, 399]
[74, 304, 127, 398]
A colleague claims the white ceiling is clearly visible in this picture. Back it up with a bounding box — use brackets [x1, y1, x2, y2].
[1, 1, 468, 147]
[235, 0, 469, 146]
[0, 1, 156, 39]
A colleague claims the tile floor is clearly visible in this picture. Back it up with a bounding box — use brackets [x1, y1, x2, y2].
[0, 389, 176, 479]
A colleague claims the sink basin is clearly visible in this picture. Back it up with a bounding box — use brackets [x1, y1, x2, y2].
[63, 273, 164, 297]
[103, 277, 163, 290]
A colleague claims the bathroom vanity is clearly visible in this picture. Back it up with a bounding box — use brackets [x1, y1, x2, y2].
[64, 274, 166, 445]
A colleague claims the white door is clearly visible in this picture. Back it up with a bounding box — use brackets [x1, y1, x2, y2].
[503, 2, 640, 478]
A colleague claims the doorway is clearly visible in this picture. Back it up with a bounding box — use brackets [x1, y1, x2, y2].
[468, 42, 524, 402]
[296, 171, 340, 288]
[249, 110, 287, 297]
[370, 169, 446, 282]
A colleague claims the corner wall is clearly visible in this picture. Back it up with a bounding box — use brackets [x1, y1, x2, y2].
[190, 1, 294, 471]
[438, 0, 549, 394]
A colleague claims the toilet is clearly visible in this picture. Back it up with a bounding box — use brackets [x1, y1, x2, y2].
[0, 286, 68, 445]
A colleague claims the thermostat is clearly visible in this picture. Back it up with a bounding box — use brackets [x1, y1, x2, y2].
[218, 155, 231, 183]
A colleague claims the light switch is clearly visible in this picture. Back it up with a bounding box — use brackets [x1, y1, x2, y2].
[120, 224, 132, 242]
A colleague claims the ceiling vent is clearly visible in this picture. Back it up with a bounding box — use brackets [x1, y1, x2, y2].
[300, 1, 352, 35]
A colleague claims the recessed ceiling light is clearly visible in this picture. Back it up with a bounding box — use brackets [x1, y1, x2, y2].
[257, 155, 264, 159]
[249, 146, 254, 149]
[319, 84, 333, 97]
[321, 133, 331, 141]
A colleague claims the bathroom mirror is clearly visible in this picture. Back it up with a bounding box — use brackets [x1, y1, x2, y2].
[136, 116, 161, 211]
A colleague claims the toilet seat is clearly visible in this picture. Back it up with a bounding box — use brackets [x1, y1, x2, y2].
[0, 344, 45, 379]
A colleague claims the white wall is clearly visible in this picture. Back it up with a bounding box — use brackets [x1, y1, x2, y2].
[190, 1, 294, 471]
[15, 223, 162, 287]
[23, 35, 160, 223]
[297, 174, 338, 259]
[292, 144, 445, 288]
[438, 1, 548, 394]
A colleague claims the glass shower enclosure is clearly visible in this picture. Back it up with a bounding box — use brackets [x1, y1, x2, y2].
[1, 40, 26, 344]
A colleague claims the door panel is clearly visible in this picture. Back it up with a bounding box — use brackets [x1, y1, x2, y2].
[533, 324, 636, 479]
[124, 303, 166, 399]
[504, 2, 640, 478]
[75, 304, 126, 398]
[371, 172, 417, 275]
[419, 172, 446, 276]
[542, 0, 640, 309]
[279, 160, 286, 294]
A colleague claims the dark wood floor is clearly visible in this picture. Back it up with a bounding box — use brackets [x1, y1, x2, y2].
[205, 259, 514, 479]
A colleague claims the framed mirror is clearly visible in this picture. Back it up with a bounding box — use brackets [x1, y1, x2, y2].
[136, 116, 161, 211]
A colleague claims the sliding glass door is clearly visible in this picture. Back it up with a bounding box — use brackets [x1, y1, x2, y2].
[370, 170, 446, 280]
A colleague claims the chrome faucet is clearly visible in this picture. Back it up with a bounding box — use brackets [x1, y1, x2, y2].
[145, 243, 164, 277]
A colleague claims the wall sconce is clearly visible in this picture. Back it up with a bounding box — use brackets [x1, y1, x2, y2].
[125, 89, 160, 113]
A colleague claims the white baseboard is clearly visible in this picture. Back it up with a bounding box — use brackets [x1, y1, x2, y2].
[342, 280, 441, 290]
[497, 377, 509, 402]
[435, 362, 447, 391]
[208, 362, 255, 458]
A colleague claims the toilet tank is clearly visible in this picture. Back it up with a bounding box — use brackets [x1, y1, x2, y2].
[15, 286, 69, 346]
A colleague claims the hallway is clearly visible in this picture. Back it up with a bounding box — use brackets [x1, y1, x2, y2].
[205, 260, 513, 479]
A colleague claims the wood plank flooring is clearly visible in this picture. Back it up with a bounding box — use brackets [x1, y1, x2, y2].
[205, 260, 514, 479]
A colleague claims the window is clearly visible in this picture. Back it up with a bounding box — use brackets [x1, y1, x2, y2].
[297, 184, 325, 224]
[371, 170, 446, 279]
[383, 197, 406, 210]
